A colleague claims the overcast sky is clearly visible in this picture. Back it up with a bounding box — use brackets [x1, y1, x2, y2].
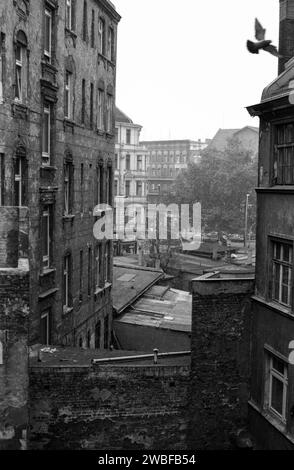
[114, 0, 279, 141]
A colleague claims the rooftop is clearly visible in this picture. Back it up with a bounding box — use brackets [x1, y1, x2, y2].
[113, 262, 164, 314]
[206, 126, 259, 152]
[116, 286, 192, 333]
[115, 107, 134, 124]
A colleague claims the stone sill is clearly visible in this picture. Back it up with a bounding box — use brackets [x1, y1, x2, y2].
[65, 28, 77, 39]
[63, 306, 73, 316]
[248, 400, 294, 444]
[252, 295, 294, 319]
[39, 268, 56, 278]
[41, 165, 57, 172]
[63, 214, 75, 221]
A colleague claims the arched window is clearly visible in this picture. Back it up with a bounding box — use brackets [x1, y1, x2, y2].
[14, 147, 27, 206]
[15, 30, 28, 103]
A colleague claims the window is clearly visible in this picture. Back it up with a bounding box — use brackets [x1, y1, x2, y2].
[80, 163, 84, 211]
[88, 246, 92, 296]
[41, 310, 51, 345]
[114, 179, 118, 196]
[105, 241, 111, 283]
[42, 103, 51, 165]
[106, 94, 113, 133]
[81, 79, 86, 124]
[14, 156, 27, 206]
[98, 17, 105, 55]
[64, 162, 73, 215]
[91, 9, 95, 47]
[15, 44, 23, 101]
[44, 8, 52, 61]
[126, 154, 130, 170]
[0, 33, 6, 103]
[95, 322, 101, 349]
[87, 330, 91, 348]
[126, 129, 131, 144]
[65, 71, 73, 119]
[65, 0, 75, 31]
[107, 166, 112, 205]
[107, 27, 114, 61]
[0, 154, 4, 206]
[42, 205, 51, 269]
[115, 154, 118, 169]
[97, 89, 104, 130]
[272, 240, 293, 307]
[137, 155, 143, 171]
[90, 82, 94, 128]
[125, 180, 130, 197]
[115, 128, 118, 143]
[95, 244, 102, 288]
[265, 352, 288, 422]
[136, 181, 143, 197]
[82, 1, 88, 42]
[63, 254, 71, 309]
[274, 122, 294, 185]
[104, 315, 109, 349]
[79, 249, 83, 300]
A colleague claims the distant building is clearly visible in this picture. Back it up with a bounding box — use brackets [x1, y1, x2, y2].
[114, 108, 149, 242]
[246, 0, 294, 450]
[206, 126, 259, 156]
[140, 139, 209, 203]
[0, 0, 120, 348]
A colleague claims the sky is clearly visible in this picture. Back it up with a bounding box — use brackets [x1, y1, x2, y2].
[113, 0, 279, 141]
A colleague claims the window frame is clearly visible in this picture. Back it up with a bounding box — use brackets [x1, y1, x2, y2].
[44, 8, 52, 62]
[265, 351, 288, 423]
[97, 89, 104, 130]
[98, 17, 105, 55]
[42, 205, 51, 270]
[42, 103, 51, 166]
[64, 71, 73, 120]
[63, 253, 71, 309]
[41, 309, 51, 346]
[15, 44, 23, 102]
[270, 239, 293, 309]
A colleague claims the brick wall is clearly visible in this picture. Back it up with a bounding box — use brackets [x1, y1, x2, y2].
[29, 364, 190, 450]
[188, 278, 254, 449]
[0, 269, 29, 449]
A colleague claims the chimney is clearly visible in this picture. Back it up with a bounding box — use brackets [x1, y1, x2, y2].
[279, 0, 294, 74]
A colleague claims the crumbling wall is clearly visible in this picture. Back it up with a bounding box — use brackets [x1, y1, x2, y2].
[29, 364, 189, 450]
[188, 278, 254, 450]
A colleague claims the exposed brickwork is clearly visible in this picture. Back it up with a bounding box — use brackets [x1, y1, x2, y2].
[0, 1, 120, 347]
[0, 208, 29, 449]
[188, 279, 254, 450]
[29, 364, 189, 450]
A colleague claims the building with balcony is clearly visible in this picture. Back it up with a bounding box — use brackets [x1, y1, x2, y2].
[0, 0, 120, 349]
[246, 0, 294, 450]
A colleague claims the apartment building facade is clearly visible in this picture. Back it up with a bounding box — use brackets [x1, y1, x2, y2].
[246, 0, 294, 449]
[0, 0, 120, 349]
[114, 108, 148, 240]
[140, 139, 208, 203]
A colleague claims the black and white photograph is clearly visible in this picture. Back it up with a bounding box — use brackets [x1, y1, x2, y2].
[0, 0, 293, 460]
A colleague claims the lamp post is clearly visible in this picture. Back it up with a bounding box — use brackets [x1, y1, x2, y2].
[244, 193, 250, 248]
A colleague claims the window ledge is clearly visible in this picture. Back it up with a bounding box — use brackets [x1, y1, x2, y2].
[11, 102, 28, 119]
[40, 165, 57, 172]
[97, 53, 116, 67]
[63, 306, 73, 316]
[39, 268, 56, 278]
[97, 129, 105, 136]
[65, 28, 77, 39]
[252, 295, 294, 319]
[248, 400, 294, 444]
[63, 214, 75, 222]
[63, 119, 75, 133]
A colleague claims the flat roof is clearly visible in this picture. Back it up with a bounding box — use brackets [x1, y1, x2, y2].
[113, 263, 164, 314]
[115, 286, 192, 333]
